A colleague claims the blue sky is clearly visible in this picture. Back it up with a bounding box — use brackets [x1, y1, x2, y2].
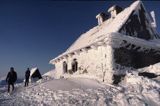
[0, 0, 159, 78]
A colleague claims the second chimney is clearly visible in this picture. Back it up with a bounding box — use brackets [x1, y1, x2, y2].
[108, 5, 123, 19]
[96, 12, 108, 25]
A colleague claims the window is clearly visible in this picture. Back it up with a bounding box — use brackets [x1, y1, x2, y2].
[63, 61, 68, 73]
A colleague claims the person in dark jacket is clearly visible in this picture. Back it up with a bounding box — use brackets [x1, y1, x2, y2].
[25, 68, 30, 87]
[6, 67, 17, 93]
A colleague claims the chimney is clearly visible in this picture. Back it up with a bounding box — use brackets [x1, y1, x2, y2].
[108, 5, 123, 19]
[96, 12, 108, 25]
[150, 11, 157, 28]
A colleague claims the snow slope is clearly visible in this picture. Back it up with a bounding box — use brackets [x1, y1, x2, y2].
[0, 68, 160, 106]
[38, 78, 104, 91]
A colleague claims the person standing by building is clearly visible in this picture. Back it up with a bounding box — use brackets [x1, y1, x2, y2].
[6, 67, 17, 93]
[25, 68, 30, 87]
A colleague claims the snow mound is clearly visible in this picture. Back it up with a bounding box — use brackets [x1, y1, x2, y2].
[1, 63, 160, 106]
[43, 70, 55, 78]
[0, 74, 160, 106]
[138, 63, 160, 75]
[120, 72, 160, 106]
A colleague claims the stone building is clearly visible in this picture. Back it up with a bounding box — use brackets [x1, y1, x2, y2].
[50, 1, 160, 83]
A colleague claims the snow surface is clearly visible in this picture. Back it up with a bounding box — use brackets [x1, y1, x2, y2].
[0, 62, 160, 106]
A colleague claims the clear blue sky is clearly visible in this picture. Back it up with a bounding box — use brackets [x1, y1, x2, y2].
[0, 0, 159, 78]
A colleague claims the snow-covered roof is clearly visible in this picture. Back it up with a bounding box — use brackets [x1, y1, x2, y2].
[50, 0, 159, 64]
[66, 1, 138, 53]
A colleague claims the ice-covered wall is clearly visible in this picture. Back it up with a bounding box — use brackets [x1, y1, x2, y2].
[54, 61, 63, 78]
[54, 45, 114, 83]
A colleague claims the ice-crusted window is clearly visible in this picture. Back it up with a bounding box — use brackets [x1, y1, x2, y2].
[63, 61, 68, 73]
[71, 59, 78, 73]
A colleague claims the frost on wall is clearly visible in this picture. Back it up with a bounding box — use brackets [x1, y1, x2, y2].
[119, 4, 156, 40]
[75, 45, 114, 83]
[53, 45, 114, 83]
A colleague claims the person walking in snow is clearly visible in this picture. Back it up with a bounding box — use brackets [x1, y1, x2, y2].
[6, 67, 17, 93]
[25, 68, 30, 87]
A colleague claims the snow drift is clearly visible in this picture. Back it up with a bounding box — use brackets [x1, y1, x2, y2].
[0, 62, 160, 106]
